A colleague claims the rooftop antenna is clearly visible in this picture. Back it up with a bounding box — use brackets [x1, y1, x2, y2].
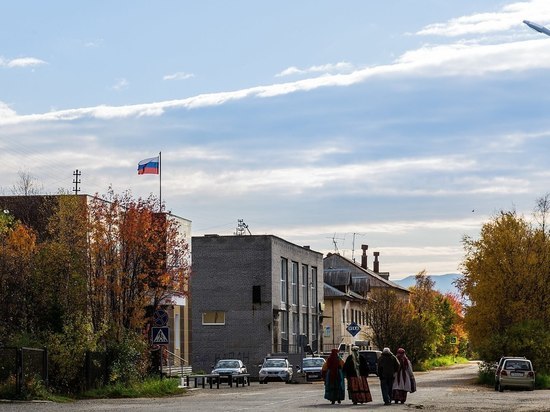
[235, 219, 252, 236]
[326, 233, 345, 254]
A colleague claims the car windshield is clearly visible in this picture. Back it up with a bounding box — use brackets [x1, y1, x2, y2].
[303, 358, 325, 367]
[216, 360, 239, 368]
[264, 360, 286, 368]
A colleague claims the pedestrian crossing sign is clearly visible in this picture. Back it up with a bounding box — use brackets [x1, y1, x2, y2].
[152, 327, 170, 344]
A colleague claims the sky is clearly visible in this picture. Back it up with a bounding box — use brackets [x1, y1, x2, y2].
[2, 1, 550, 279]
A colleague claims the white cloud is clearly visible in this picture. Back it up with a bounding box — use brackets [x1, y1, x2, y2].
[417, 0, 550, 36]
[0, 57, 46, 68]
[3, 19, 550, 126]
[163, 72, 195, 81]
[275, 62, 355, 77]
[0, 102, 17, 118]
[112, 78, 129, 91]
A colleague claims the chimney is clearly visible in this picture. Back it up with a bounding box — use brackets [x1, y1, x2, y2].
[373, 251, 380, 273]
[361, 244, 368, 269]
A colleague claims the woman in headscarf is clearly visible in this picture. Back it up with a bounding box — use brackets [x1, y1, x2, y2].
[392, 347, 416, 404]
[343, 346, 372, 405]
[321, 349, 345, 404]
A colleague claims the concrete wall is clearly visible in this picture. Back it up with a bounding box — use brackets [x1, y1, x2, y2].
[190, 235, 323, 377]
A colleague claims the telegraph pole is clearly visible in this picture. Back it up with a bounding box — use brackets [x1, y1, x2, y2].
[72, 169, 81, 194]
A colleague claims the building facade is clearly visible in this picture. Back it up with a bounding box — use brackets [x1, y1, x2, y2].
[322, 245, 409, 352]
[190, 234, 323, 376]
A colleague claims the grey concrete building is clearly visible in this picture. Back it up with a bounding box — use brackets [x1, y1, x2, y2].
[191, 234, 323, 376]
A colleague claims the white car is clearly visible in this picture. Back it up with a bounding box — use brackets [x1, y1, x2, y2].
[259, 358, 293, 384]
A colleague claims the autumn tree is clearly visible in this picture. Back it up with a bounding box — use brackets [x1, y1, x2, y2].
[458, 199, 550, 373]
[368, 271, 467, 366]
[87, 189, 190, 341]
[0, 211, 38, 343]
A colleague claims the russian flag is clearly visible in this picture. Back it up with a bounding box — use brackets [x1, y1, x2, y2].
[138, 156, 159, 175]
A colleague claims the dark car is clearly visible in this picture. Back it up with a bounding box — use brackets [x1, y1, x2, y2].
[359, 350, 382, 376]
[211, 359, 248, 382]
[299, 357, 326, 381]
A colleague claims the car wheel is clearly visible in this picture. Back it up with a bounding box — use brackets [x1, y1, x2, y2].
[498, 382, 504, 392]
[530, 383, 535, 391]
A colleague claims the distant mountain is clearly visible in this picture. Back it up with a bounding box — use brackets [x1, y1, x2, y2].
[394, 273, 462, 296]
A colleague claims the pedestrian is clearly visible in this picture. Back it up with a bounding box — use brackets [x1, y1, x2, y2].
[321, 349, 345, 404]
[343, 345, 373, 405]
[392, 347, 416, 404]
[377, 347, 399, 405]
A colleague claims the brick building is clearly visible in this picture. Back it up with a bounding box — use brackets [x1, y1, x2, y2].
[190, 234, 323, 376]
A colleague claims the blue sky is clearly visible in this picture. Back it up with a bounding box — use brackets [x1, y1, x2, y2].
[2, 1, 550, 279]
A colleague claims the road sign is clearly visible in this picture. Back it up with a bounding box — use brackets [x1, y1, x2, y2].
[153, 309, 169, 327]
[152, 327, 170, 344]
[346, 321, 361, 337]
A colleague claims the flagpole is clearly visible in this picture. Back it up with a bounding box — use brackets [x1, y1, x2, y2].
[159, 151, 162, 212]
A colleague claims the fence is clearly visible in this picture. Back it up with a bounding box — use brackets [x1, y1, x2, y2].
[0, 347, 48, 395]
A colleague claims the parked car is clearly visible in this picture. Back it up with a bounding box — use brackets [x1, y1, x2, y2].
[211, 359, 248, 382]
[494, 356, 526, 390]
[496, 358, 535, 392]
[258, 358, 293, 384]
[299, 357, 326, 381]
[359, 350, 382, 376]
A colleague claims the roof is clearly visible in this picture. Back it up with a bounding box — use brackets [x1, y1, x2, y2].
[324, 253, 409, 294]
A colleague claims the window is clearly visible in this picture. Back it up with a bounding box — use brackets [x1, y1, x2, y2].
[281, 312, 288, 338]
[202, 311, 225, 325]
[311, 267, 318, 309]
[301, 264, 308, 307]
[281, 258, 288, 303]
[342, 308, 346, 323]
[293, 312, 299, 345]
[292, 261, 299, 305]
[302, 313, 308, 335]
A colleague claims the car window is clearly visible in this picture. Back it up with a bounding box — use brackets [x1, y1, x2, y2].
[303, 358, 325, 367]
[505, 360, 530, 370]
[265, 360, 286, 367]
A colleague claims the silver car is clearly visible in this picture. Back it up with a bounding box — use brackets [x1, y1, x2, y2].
[496, 358, 535, 392]
[258, 358, 293, 384]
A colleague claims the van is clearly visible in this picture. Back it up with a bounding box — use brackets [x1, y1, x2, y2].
[359, 350, 382, 376]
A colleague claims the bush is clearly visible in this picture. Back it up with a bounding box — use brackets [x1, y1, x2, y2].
[477, 361, 496, 386]
[535, 373, 550, 389]
[106, 332, 150, 385]
[81, 376, 184, 398]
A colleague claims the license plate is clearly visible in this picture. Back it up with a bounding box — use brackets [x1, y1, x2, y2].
[510, 372, 524, 377]
[309, 374, 319, 378]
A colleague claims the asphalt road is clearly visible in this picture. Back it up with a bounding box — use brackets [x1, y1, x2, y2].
[1, 362, 549, 411]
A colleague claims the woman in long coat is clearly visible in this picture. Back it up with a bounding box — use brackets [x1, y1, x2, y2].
[392, 347, 416, 404]
[321, 349, 345, 404]
[343, 346, 373, 405]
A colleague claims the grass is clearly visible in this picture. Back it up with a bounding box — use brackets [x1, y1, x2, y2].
[417, 355, 469, 371]
[80, 377, 186, 399]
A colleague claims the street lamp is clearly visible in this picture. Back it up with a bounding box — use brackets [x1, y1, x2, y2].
[523, 20, 550, 37]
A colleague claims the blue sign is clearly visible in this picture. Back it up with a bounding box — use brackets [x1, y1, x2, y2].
[346, 322, 361, 337]
[153, 309, 169, 327]
[152, 327, 170, 344]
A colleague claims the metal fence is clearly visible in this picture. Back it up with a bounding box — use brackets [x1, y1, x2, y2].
[0, 347, 48, 395]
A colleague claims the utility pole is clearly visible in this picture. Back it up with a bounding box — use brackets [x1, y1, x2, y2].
[72, 169, 81, 194]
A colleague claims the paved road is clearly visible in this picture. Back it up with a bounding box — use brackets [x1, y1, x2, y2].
[1, 362, 549, 411]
